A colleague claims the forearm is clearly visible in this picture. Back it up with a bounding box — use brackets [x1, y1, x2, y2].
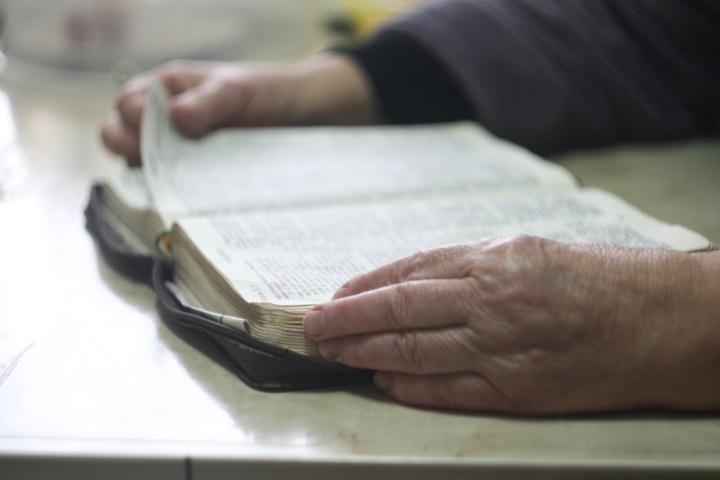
[290, 54, 384, 125]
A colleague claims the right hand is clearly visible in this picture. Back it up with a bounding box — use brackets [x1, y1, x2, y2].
[304, 236, 720, 414]
[100, 54, 382, 166]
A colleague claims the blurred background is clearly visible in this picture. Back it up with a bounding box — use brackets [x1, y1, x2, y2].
[0, 0, 426, 200]
[0, 0, 423, 89]
[1, 0, 717, 248]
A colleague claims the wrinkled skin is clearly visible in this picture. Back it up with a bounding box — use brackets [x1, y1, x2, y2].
[303, 236, 720, 414]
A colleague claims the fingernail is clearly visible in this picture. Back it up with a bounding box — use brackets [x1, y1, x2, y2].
[374, 372, 392, 392]
[319, 340, 339, 360]
[303, 310, 324, 339]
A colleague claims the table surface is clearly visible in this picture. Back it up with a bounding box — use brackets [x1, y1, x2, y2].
[1, 71, 719, 480]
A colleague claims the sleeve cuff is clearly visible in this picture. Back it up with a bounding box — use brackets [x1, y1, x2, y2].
[336, 30, 475, 124]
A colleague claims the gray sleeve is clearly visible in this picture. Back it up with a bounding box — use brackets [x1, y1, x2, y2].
[379, 0, 720, 154]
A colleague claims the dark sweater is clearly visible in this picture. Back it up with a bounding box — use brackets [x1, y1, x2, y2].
[343, 0, 720, 154]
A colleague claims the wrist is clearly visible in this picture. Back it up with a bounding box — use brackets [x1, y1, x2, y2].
[632, 250, 720, 411]
[291, 54, 384, 125]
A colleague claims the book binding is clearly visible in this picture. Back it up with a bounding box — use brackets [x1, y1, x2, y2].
[85, 184, 374, 392]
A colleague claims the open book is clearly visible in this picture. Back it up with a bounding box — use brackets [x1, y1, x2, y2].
[87, 83, 712, 388]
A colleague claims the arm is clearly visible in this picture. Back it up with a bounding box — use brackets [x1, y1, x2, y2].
[102, 0, 720, 164]
[100, 54, 382, 165]
[303, 237, 720, 414]
[351, 0, 720, 154]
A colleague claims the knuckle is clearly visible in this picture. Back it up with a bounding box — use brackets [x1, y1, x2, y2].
[391, 331, 423, 371]
[466, 234, 552, 295]
[506, 234, 552, 263]
[397, 247, 443, 280]
[385, 284, 413, 328]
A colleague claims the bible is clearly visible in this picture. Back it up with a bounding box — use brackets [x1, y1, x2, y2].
[86, 82, 712, 390]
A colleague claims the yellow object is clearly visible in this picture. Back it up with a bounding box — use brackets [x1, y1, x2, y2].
[333, 0, 417, 36]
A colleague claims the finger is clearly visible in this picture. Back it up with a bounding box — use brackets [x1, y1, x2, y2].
[116, 62, 212, 132]
[373, 371, 521, 413]
[156, 63, 210, 96]
[167, 82, 224, 137]
[304, 278, 473, 341]
[100, 112, 141, 164]
[115, 84, 147, 132]
[168, 75, 254, 137]
[332, 244, 481, 301]
[318, 327, 478, 375]
[133, 60, 213, 97]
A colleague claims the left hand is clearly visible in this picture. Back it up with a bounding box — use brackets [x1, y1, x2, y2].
[100, 54, 381, 165]
[302, 236, 720, 414]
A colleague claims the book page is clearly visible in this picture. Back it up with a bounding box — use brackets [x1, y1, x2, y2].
[141, 82, 577, 222]
[101, 170, 165, 254]
[106, 168, 153, 208]
[173, 188, 710, 306]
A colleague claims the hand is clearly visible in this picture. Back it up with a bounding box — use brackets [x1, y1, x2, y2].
[100, 54, 382, 165]
[303, 236, 720, 414]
